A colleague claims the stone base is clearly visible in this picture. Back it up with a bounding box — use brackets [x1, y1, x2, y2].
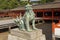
[8, 28, 46, 40]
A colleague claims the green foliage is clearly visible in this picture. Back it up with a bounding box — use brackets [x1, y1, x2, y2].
[40, 0, 46, 4]
[20, 1, 29, 6]
[46, 0, 55, 3]
[0, 0, 20, 10]
[7, 0, 20, 9]
[0, 0, 8, 9]
[40, 0, 55, 4]
[0, 0, 28, 9]
[0, 0, 55, 10]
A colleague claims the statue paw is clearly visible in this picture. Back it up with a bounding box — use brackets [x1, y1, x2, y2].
[27, 29, 32, 32]
[33, 28, 38, 30]
[21, 29, 26, 31]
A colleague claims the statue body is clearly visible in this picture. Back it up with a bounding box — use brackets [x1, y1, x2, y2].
[14, 4, 37, 31]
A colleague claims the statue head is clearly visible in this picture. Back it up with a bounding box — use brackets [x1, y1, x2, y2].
[25, 4, 33, 10]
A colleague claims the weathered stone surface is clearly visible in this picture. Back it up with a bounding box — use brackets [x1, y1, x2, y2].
[10, 28, 42, 39]
[8, 28, 46, 40]
[39, 35, 46, 40]
[8, 34, 27, 40]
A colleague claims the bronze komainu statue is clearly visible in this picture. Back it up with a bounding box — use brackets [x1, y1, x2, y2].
[14, 4, 37, 31]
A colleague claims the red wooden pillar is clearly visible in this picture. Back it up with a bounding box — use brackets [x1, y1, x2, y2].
[43, 10, 45, 19]
[52, 9, 54, 33]
[52, 9, 54, 23]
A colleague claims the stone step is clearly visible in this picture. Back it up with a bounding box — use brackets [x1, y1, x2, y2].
[8, 34, 46, 40]
[10, 28, 43, 39]
[8, 34, 27, 40]
[8, 28, 46, 40]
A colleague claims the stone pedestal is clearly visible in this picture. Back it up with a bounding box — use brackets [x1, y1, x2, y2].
[8, 28, 46, 40]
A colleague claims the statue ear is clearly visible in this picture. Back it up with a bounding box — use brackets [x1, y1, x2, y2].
[19, 13, 22, 18]
[16, 16, 19, 19]
[19, 13, 21, 17]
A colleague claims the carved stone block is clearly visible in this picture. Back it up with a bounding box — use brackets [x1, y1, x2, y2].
[8, 28, 46, 40]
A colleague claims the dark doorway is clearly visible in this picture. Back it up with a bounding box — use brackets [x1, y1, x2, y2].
[44, 11, 52, 17]
[37, 12, 43, 17]
[54, 11, 60, 16]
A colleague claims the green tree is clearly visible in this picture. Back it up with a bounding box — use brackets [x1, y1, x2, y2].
[40, 0, 46, 4]
[46, 0, 55, 3]
[0, 0, 8, 10]
[20, 1, 29, 6]
[0, 0, 55, 10]
[7, 0, 20, 9]
[40, 0, 55, 4]
[0, 0, 20, 10]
